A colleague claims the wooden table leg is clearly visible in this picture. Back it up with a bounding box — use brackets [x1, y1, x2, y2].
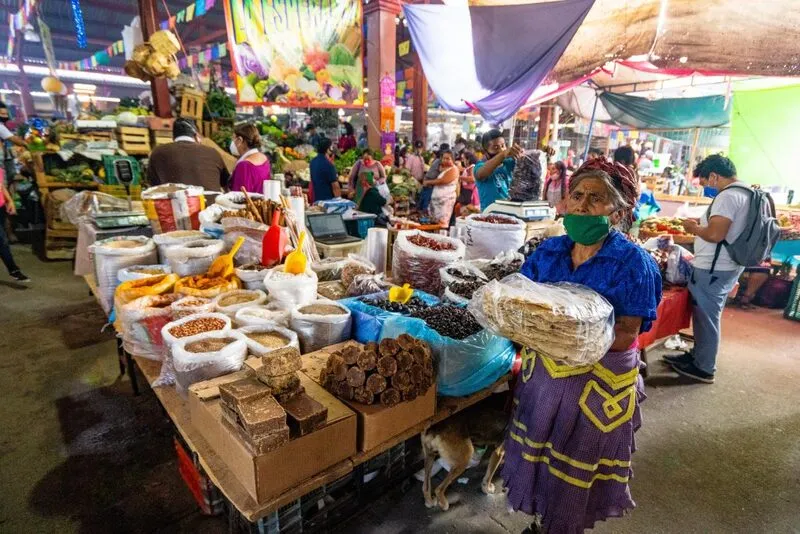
[125, 350, 140, 396]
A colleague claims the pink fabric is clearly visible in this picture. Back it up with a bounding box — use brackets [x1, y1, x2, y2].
[0, 169, 5, 209]
[230, 159, 271, 194]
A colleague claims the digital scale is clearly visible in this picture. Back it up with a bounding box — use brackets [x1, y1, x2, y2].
[483, 200, 555, 222]
[94, 212, 149, 229]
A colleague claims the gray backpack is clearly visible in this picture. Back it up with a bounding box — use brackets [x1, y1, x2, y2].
[709, 184, 781, 274]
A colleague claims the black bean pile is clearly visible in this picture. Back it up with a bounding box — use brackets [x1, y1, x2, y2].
[411, 305, 482, 340]
[447, 280, 484, 299]
[482, 259, 523, 281]
[361, 296, 430, 315]
[444, 268, 482, 283]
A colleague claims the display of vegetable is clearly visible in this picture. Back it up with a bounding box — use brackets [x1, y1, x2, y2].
[211, 126, 233, 152]
[335, 148, 359, 175]
[388, 169, 419, 199]
[50, 163, 96, 183]
[205, 88, 236, 119]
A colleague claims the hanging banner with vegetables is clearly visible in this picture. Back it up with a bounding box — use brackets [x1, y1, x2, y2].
[223, 0, 364, 108]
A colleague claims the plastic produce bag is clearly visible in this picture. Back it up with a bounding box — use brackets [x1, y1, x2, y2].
[346, 273, 392, 297]
[508, 149, 544, 202]
[120, 293, 183, 360]
[468, 274, 615, 366]
[235, 264, 270, 290]
[310, 257, 349, 282]
[213, 289, 267, 317]
[62, 191, 133, 225]
[380, 315, 515, 397]
[174, 274, 240, 298]
[340, 290, 439, 344]
[340, 254, 376, 289]
[235, 324, 299, 357]
[666, 245, 694, 286]
[163, 239, 225, 277]
[173, 330, 248, 397]
[263, 266, 318, 308]
[392, 230, 465, 295]
[113, 273, 179, 330]
[91, 236, 158, 314]
[117, 264, 172, 283]
[152, 230, 209, 261]
[158, 312, 232, 387]
[462, 214, 527, 261]
[290, 300, 352, 353]
[222, 217, 269, 266]
[440, 261, 487, 286]
[170, 295, 215, 319]
[234, 302, 292, 328]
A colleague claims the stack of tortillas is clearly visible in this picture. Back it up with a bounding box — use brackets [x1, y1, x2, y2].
[468, 274, 614, 365]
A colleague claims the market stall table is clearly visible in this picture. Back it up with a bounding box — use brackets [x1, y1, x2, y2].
[637, 286, 694, 376]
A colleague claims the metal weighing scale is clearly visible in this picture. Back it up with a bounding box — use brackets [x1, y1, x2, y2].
[483, 200, 555, 222]
[93, 159, 150, 229]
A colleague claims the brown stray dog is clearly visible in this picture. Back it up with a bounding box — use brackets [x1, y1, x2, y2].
[420, 405, 508, 510]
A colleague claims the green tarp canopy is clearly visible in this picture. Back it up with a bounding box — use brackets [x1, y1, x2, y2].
[729, 85, 800, 189]
[599, 92, 731, 129]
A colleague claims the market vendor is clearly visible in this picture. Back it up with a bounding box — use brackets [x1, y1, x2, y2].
[229, 123, 271, 194]
[357, 170, 390, 226]
[148, 118, 230, 191]
[0, 102, 28, 150]
[474, 129, 523, 211]
[347, 149, 386, 206]
[506, 159, 662, 534]
[309, 137, 341, 201]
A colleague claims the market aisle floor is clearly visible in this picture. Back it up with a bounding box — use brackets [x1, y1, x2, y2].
[1, 244, 799, 533]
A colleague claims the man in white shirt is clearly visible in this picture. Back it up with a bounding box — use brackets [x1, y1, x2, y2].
[0, 102, 29, 149]
[664, 155, 748, 383]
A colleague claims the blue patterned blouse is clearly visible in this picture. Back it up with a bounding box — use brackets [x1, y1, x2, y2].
[521, 230, 662, 333]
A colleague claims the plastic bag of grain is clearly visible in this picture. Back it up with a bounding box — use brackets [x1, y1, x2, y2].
[113, 273, 179, 330]
[462, 214, 526, 260]
[163, 239, 225, 277]
[222, 217, 269, 266]
[290, 300, 352, 353]
[120, 293, 183, 359]
[236, 324, 299, 357]
[152, 230, 209, 262]
[174, 274, 240, 299]
[263, 266, 318, 308]
[118, 264, 172, 283]
[234, 302, 292, 328]
[91, 236, 158, 314]
[170, 295, 215, 319]
[213, 289, 267, 318]
[172, 330, 248, 397]
[157, 312, 232, 387]
[235, 263, 270, 291]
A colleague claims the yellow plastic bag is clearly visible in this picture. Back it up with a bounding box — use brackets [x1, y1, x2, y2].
[113, 273, 179, 330]
[174, 274, 241, 299]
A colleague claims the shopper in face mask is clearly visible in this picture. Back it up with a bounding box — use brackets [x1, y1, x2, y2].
[0, 102, 28, 149]
[337, 121, 357, 153]
[229, 123, 271, 194]
[147, 118, 229, 191]
[509, 158, 661, 534]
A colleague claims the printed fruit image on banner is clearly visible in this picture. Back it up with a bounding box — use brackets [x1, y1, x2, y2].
[224, 0, 363, 108]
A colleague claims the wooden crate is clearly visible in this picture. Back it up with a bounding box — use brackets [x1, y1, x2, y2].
[201, 120, 218, 138]
[179, 88, 205, 120]
[152, 130, 172, 146]
[116, 126, 151, 155]
[147, 117, 175, 131]
[99, 184, 142, 200]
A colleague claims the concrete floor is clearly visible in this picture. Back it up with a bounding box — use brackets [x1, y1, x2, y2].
[1, 243, 799, 533]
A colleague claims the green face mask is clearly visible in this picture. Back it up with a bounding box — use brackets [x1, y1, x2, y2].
[563, 214, 611, 245]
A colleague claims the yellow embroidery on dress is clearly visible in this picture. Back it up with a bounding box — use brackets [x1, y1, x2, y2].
[518, 452, 630, 489]
[509, 429, 632, 470]
[535, 354, 639, 390]
[591, 362, 639, 390]
[520, 347, 537, 383]
[539, 354, 593, 379]
[513, 419, 528, 432]
[578, 380, 636, 433]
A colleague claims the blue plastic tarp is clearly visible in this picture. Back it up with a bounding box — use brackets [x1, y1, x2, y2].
[339, 290, 440, 344]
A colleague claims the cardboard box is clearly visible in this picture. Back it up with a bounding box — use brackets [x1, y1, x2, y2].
[189, 371, 356, 503]
[295, 341, 436, 452]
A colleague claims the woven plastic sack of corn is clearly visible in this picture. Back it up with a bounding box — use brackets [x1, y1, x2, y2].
[468, 274, 615, 366]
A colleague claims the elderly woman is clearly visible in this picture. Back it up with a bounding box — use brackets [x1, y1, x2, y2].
[504, 159, 662, 534]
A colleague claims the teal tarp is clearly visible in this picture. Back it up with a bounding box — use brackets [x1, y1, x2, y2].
[600, 92, 731, 129]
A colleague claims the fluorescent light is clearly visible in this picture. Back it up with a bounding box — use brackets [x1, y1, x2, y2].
[73, 83, 97, 92]
[76, 94, 120, 102]
[0, 63, 150, 87]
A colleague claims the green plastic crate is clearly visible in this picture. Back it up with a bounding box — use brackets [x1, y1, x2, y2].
[102, 155, 141, 186]
[784, 276, 800, 321]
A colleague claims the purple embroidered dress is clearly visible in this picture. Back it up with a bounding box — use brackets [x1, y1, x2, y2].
[503, 231, 662, 533]
[230, 158, 271, 194]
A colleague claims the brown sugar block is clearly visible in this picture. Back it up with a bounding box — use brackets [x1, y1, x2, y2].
[403, 388, 418, 402]
[231, 395, 287, 437]
[379, 338, 400, 357]
[364, 342, 379, 354]
[410, 364, 426, 386]
[380, 388, 401, 407]
[282, 392, 328, 437]
[377, 355, 397, 377]
[328, 354, 348, 382]
[341, 345, 361, 366]
[365, 373, 387, 395]
[318, 368, 331, 389]
[275, 384, 305, 404]
[396, 351, 414, 371]
[260, 346, 302, 377]
[219, 378, 272, 412]
[346, 366, 366, 388]
[410, 345, 427, 365]
[392, 371, 412, 392]
[261, 372, 300, 395]
[356, 350, 377, 372]
[353, 387, 374, 405]
[221, 415, 289, 455]
[335, 380, 354, 401]
[396, 333, 416, 351]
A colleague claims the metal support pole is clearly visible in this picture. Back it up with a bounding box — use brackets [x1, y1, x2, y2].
[582, 92, 600, 161]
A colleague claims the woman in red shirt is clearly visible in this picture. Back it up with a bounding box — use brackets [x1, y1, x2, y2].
[337, 122, 357, 153]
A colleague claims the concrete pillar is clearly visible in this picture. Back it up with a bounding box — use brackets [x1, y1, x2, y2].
[138, 0, 172, 118]
[364, 0, 401, 150]
[411, 52, 428, 147]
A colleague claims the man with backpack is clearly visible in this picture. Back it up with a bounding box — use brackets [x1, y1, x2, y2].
[665, 155, 780, 383]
